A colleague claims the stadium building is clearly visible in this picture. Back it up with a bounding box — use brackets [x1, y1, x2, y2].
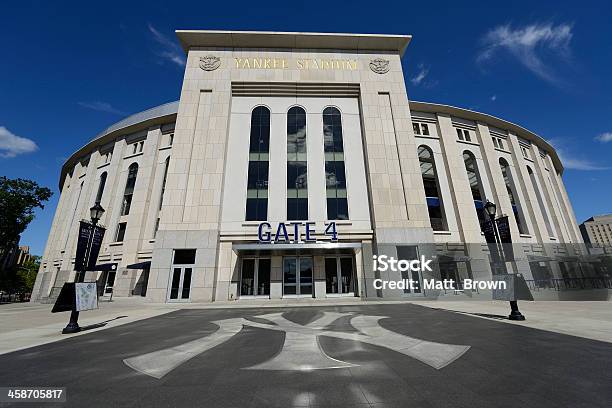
[31, 31, 585, 303]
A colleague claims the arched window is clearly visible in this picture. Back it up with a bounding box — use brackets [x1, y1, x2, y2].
[323, 107, 348, 220]
[499, 159, 527, 234]
[527, 166, 554, 237]
[121, 163, 138, 216]
[418, 145, 447, 231]
[245, 106, 270, 221]
[287, 106, 308, 220]
[95, 172, 107, 204]
[462, 152, 486, 226]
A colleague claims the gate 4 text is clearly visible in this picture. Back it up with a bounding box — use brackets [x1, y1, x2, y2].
[258, 221, 338, 243]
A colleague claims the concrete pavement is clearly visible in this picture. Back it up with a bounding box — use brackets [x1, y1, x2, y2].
[0, 304, 611, 408]
[1, 298, 611, 357]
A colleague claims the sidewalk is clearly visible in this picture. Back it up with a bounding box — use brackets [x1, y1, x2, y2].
[409, 300, 612, 343]
[0, 298, 174, 355]
[1, 298, 611, 356]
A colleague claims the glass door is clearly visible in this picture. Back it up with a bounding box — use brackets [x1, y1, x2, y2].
[397, 246, 422, 295]
[325, 257, 355, 296]
[168, 267, 192, 301]
[283, 256, 313, 297]
[103, 271, 116, 296]
[240, 258, 270, 297]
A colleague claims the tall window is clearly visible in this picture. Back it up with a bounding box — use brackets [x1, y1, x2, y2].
[115, 222, 127, 242]
[159, 157, 170, 210]
[463, 152, 486, 226]
[95, 172, 107, 204]
[527, 166, 554, 237]
[246, 106, 270, 221]
[287, 106, 308, 220]
[324, 107, 348, 220]
[499, 159, 527, 234]
[121, 163, 138, 216]
[418, 145, 447, 231]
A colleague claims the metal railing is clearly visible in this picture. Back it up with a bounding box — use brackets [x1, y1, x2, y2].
[525, 277, 612, 291]
[0, 291, 31, 303]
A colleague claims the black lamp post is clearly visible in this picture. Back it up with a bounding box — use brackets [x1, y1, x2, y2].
[62, 203, 105, 334]
[484, 201, 499, 241]
[483, 200, 525, 321]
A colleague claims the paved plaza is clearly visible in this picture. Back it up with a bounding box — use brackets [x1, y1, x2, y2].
[0, 303, 611, 407]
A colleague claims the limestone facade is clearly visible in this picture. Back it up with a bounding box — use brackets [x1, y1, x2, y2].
[31, 31, 582, 303]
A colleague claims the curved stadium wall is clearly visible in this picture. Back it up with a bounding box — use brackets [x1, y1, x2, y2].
[30, 30, 585, 303]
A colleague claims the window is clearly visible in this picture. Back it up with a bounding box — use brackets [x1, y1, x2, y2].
[527, 166, 554, 237]
[412, 122, 430, 136]
[287, 106, 308, 220]
[103, 151, 112, 163]
[418, 145, 447, 231]
[159, 157, 170, 210]
[493, 136, 505, 150]
[121, 163, 138, 216]
[153, 218, 160, 238]
[95, 172, 107, 204]
[500, 159, 527, 234]
[421, 123, 430, 136]
[168, 133, 174, 146]
[173, 249, 196, 264]
[324, 107, 348, 220]
[456, 128, 471, 142]
[463, 152, 486, 226]
[131, 141, 144, 155]
[521, 146, 530, 159]
[115, 222, 127, 242]
[245, 106, 270, 221]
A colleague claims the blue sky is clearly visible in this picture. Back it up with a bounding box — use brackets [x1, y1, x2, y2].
[1, 0, 611, 255]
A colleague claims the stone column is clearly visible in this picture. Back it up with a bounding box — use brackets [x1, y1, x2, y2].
[437, 114, 482, 242]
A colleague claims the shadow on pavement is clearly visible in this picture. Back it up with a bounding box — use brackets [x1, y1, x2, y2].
[80, 315, 128, 332]
[430, 308, 508, 320]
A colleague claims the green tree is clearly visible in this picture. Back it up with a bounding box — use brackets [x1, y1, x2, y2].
[17, 256, 41, 292]
[0, 177, 52, 275]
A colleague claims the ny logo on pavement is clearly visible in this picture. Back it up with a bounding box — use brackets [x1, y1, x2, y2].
[124, 312, 470, 379]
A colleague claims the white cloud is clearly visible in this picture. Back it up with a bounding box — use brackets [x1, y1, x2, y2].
[148, 23, 186, 67]
[0, 126, 38, 158]
[548, 139, 609, 171]
[559, 155, 609, 171]
[478, 22, 573, 84]
[594, 132, 612, 143]
[78, 101, 125, 115]
[410, 63, 429, 86]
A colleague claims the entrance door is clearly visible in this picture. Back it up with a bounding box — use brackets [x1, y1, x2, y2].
[397, 246, 422, 295]
[240, 258, 271, 297]
[168, 267, 192, 301]
[325, 257, 355, 296]
[283, 257, 313, 296]
[103, 271, 116, 296]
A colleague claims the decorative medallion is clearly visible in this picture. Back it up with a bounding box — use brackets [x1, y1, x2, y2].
[369, 58, 390, 74]
[199, 55, 221, 71]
